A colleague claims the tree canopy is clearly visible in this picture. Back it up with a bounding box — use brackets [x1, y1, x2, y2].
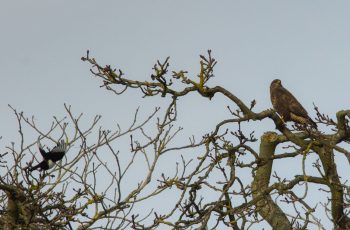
[1, 50, 350, 229]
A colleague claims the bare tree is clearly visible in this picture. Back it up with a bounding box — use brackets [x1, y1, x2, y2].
[1, 50, 350, 229]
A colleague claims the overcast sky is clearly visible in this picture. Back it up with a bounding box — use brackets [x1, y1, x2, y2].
[1, 1, 350, 229]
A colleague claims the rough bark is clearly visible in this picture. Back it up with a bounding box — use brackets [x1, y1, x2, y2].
[0, 183, 39, 230]
[252, 132, 291, 230]
[317, 146, 350, 229]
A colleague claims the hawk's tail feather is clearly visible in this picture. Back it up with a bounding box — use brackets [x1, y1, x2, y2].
[308, 118, 318, 130]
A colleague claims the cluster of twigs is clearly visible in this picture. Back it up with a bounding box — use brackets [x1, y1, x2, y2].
[1, 51, 350, 229]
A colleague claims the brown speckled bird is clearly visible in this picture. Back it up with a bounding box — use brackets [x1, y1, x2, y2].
[270, 79, 317, 129]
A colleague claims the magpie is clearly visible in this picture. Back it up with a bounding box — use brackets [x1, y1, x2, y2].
[29, 139, 68, 171]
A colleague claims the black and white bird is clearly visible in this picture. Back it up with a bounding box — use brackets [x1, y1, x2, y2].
[29, 139, 68, 172]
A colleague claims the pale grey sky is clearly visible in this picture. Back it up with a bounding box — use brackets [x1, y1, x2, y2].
[1, 1, 350, 229]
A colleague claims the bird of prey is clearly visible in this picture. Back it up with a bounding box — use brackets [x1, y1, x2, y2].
[29, 139, 68, 171]
[270, 79, 317, 129]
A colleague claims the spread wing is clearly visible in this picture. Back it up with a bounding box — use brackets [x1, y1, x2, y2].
[37, 138, 48, 159]
[45, 140, 67, 162]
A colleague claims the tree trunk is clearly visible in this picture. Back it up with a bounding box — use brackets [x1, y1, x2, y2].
[252, 132, 291, 230]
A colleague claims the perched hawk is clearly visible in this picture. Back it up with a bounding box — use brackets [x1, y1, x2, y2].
[29, 139, 68, 171]
[270, 79, 317, 129]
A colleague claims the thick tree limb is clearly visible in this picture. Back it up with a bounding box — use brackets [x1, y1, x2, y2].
[252, 132, 291, 230]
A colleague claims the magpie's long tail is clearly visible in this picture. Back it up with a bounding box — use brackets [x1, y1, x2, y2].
[29, 163, 41, 172]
